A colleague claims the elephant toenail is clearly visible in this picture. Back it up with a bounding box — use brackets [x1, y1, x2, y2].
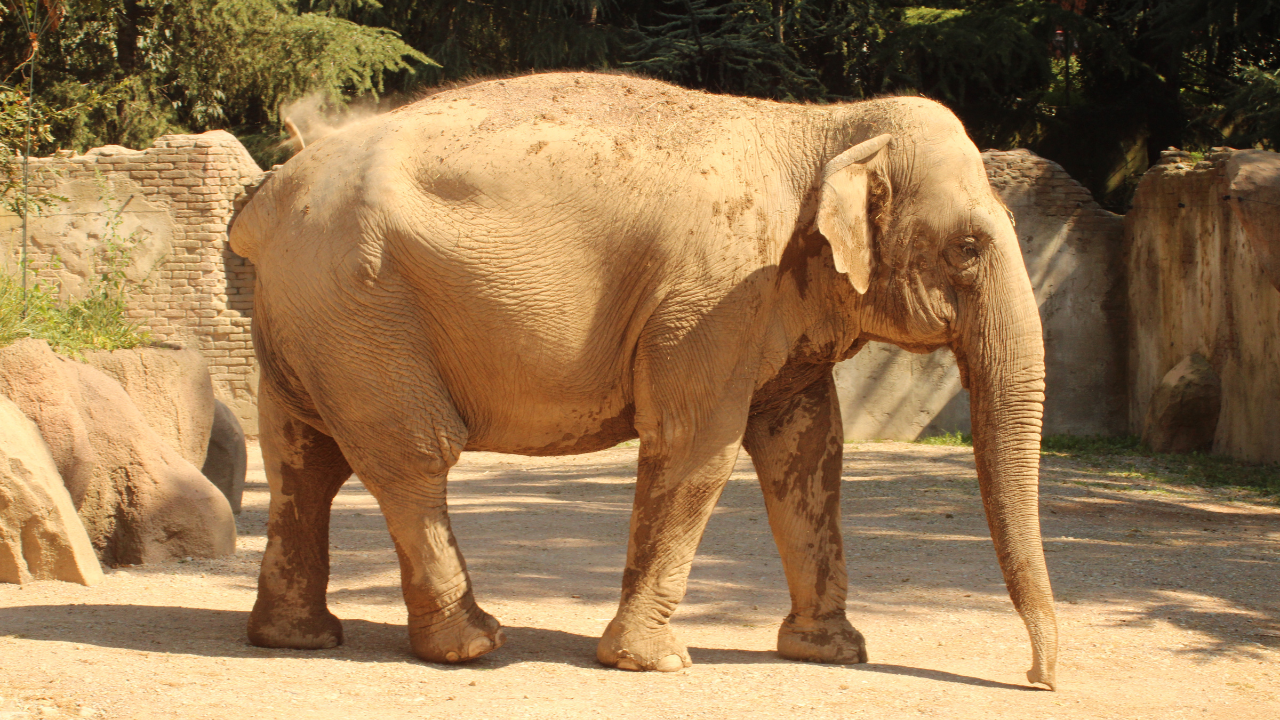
[614, 658, 641, 671]
[445, 651, 460, 662]
[655, 655, 685, 672]
[466, 636, 494, 657]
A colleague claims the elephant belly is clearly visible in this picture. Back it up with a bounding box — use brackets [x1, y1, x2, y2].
[462, 398, 638, 457]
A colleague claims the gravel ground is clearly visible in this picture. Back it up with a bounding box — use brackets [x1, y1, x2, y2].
[1, 441, 1277, 720]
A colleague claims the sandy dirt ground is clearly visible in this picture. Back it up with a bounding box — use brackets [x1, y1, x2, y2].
[1, 441, 1278, 720]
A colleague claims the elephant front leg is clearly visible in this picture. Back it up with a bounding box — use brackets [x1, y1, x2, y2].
[248, 393, 353, 650]
[597, 422, 746, 672]
[743, 371, 867, 664]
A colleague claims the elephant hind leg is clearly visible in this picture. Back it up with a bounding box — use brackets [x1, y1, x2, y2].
[248, 390, 353, 650]
[363, 472, 506, 664]
[318, 364, 504, 664]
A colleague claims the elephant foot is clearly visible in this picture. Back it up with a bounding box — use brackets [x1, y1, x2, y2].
[597, 618, 692, 672]
[777, 612, 868, 664]
[247, 600, 344, 650]
[409, 604, 506, 664]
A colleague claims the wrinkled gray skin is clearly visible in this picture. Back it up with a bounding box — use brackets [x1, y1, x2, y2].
[230, 72, 1057, 688]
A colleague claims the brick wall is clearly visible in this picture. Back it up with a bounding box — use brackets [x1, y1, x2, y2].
[0, 131, 265, 433]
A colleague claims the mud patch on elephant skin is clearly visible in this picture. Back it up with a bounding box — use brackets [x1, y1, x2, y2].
[421, 172, 481, 203]
[748, 356, 833, 423]
[780, 386, 835, 508]
[505, 405, 638, 457]
[249, 410, 352, 650]
[722, 192, 756, 226]
[777, 225, 828, 299]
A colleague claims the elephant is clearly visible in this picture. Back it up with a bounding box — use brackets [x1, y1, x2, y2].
[229, 71, 1057, 688]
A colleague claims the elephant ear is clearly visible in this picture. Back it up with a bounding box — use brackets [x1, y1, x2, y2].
[816, 134, 892, 294]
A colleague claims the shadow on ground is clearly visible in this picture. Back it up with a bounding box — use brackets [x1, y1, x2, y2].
[0, 604, 1038, 692]
[215, 444, 1280, 662]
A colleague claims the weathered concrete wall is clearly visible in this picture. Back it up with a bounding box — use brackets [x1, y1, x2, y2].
[1126, 148, 1280, 463]
[836, 149, 1128, 440]
[0, 132, 263, 434]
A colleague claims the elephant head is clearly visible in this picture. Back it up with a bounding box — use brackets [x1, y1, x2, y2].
[817, 98, 1057, 689]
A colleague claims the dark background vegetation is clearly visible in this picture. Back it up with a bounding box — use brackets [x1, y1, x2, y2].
[4, 0, 1280, 210]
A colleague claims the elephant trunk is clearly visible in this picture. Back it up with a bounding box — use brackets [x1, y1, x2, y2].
[954, 249, 1058, 690]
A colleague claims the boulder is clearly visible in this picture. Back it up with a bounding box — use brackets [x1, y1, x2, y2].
[82, 345, 215, 468]
[202, 399, 247, 514]
[1226, 149, 1280, 292]
[0, 339, 236, 566]
[1142, 353, 1222, 454]
[0, 396, 104, 585]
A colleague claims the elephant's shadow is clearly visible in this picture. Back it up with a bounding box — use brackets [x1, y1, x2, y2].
[0, 603, 1034, 690]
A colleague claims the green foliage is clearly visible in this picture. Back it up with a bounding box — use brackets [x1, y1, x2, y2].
[0, 164, 155, 356]
[1222, 66, 1280, 150]
[915, 430, 972, 446]
[337, 1, 614, 87]
[624, 1, 821, 100]
[0, 273, 149, 356]
[0, 0, 434, 159]
[6, 1, 1280, 209]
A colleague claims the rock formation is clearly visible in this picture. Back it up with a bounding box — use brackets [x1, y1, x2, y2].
[0, 339, 236, 566]
[83, 344, 215, 468]
[1226, 150, 1280, 292]
[0, 396, 104, 585]
[1126, 148, 1280, 463]
[202, 399, 247, 514]
[1142, 354, 1222, 454]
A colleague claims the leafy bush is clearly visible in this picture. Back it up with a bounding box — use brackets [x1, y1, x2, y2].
[0, 272, 150, 357]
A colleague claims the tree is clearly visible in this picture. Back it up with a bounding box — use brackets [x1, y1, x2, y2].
[0, 0, 434, 163]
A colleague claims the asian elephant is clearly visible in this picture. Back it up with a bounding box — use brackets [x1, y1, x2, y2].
[229, 72, 1057, 688]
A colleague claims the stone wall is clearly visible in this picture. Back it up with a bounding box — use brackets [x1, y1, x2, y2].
[0, 131, 264, 433]
[835, 149, 1129, 440]
[1126, 148, 1280, 463]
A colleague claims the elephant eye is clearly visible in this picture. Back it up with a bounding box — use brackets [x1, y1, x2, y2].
[944, 236, 981, 271]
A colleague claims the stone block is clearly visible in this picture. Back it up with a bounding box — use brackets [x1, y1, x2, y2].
[1141, 354, 1221, 454]
[201, 400, 246, 514]
[0, 395, 104, 586]
[0, 340, 235, 566]
[82, 346, 216, 468]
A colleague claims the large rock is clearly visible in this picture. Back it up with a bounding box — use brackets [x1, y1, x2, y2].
[202, 399, 247, 514]
[0, 339, 235, 566]
[82, 345, 215, 468]
[1226, 149, 1280, 292]
[0, 396, 104, 585]
[1126, 150, 1280, 463]
[1142, 353, 1222, 454]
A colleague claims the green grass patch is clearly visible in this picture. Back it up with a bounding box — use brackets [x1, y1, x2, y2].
[915, 430, 972, 446]
[911, 431, 1278, 498]
[1, 273, 150, 357]
[1041, 434, 1279, 498]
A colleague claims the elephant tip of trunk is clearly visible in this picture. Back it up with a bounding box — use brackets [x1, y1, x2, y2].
[1026, 664, 1056, 691]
